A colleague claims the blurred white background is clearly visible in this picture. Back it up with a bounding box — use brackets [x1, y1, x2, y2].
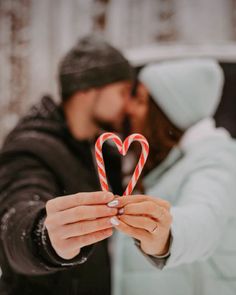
[1, 0, 236, 143]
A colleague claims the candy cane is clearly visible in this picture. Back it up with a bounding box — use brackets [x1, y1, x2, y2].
[95, 132, 149, 196]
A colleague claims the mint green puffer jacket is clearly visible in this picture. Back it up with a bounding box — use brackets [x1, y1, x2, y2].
[112, 119, 236, 295]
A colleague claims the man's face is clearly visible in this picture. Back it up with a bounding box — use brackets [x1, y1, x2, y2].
[92, 81, 132, 132]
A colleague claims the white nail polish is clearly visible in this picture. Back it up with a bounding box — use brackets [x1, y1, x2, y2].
[110, 217, 119, 226]
[107, 199, 119, 207]
[118, 208, 124, 215]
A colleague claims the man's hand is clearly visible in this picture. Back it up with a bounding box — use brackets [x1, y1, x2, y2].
[108, 195, 172, 256]
[45, 191, 117, 260]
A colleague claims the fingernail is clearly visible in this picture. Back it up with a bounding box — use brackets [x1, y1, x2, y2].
[110, 217, 120, 226]
[107, 199, 119, 207]
[118, 208, 124, 215]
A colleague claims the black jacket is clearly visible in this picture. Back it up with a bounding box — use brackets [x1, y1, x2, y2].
[0, 96, 123, 295]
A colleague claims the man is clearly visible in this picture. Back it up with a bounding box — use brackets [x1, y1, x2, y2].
[0, 36, 133, 295]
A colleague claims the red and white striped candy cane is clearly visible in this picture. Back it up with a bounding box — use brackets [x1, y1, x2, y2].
[95, 132, 149, 196]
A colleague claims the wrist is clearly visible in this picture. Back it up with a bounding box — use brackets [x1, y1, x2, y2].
[155, 232, 171, 256]
[140, 231, 171, 256]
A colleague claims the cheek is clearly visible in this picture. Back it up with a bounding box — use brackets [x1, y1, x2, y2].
[129, 103, 149, 133]
[132, 102, 148, 121]
[110, 96, 124, 112]
[141, 106, 148, 121]
[96, 96, 124, 119]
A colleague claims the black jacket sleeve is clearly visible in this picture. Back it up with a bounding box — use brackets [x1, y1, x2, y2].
[133, 234, 173, 270]
[0, 151, 94, 276]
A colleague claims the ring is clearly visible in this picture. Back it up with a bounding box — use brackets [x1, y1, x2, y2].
[150, 223, 158, 233]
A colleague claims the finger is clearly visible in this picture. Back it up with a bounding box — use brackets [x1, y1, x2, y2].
[53, 228, 113, 258]
[109, 195, 170, 211]
[151, 198, 171, 210]
[61, 217, 113, 239]
[46, 205, 117, 228]
[66, 228, 113, 252]
[123, 201, 169, 223]
[108, 195, 148, 208]
[46, 191, 114, 213]
[111, 217, 149, 241]
[119, 215, 158, 233]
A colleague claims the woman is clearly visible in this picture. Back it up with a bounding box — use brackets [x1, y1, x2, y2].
[108, 59, 236, 295]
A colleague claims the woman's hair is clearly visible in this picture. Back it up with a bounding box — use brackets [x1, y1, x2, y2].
[143, 96, 183, 175]
[131, 75, 183, 178]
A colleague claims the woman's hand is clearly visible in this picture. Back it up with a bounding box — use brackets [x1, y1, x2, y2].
[107, 195, 172, 256]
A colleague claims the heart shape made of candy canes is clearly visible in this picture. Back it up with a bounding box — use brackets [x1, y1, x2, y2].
[95, 132, 149, 196]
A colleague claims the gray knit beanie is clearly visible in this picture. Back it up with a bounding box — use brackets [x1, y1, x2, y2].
[139, 59, 224, 130]
[59, 36, 134, 101]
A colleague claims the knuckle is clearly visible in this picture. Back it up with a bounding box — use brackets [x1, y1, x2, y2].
[48, 234, 55, 246]
[75, 206, 83, 219]
[160, 206, 166, 214]
[93, 219, 100, 229]
[146, 202, 154, 212]
[49, 234, 59, 248]
[127, 227, 135, 236]
[92, 206, 100, 216]
[54, 239, 66, 252]
[58, 251, 76, 260]
[59, 226, 70, 239]
[102, 192, 113, 201]
[50, 214, 61, 227]
[78, 222, 86, 234]
[78, 235, 87, 247]
[75, 206, 82, 215]
[95, 206, 114, 217]
[44, 216, 50, 226]
[159, 207, 168, 215]
[97, 228, 111, 239]
[162, 210, 172, 223]
[73, 193, 83, 204]
[103, 228, 113, 236]
[125, 203, 133, 212]
[44, 217, 51, 230]
[96, 231, 104, 240]
[119, 214, 127, 222]
[148, 224, 155, 232]
[44, 216, 58, 231]
[45, 200, 54, 213]
[164, 200, 171, 210]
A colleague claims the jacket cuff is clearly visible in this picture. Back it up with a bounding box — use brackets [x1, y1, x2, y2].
[34, 209, 94, 267]
[133, 233, 173, 270]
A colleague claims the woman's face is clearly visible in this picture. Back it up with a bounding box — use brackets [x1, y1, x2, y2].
[126, 83, 149, 134]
